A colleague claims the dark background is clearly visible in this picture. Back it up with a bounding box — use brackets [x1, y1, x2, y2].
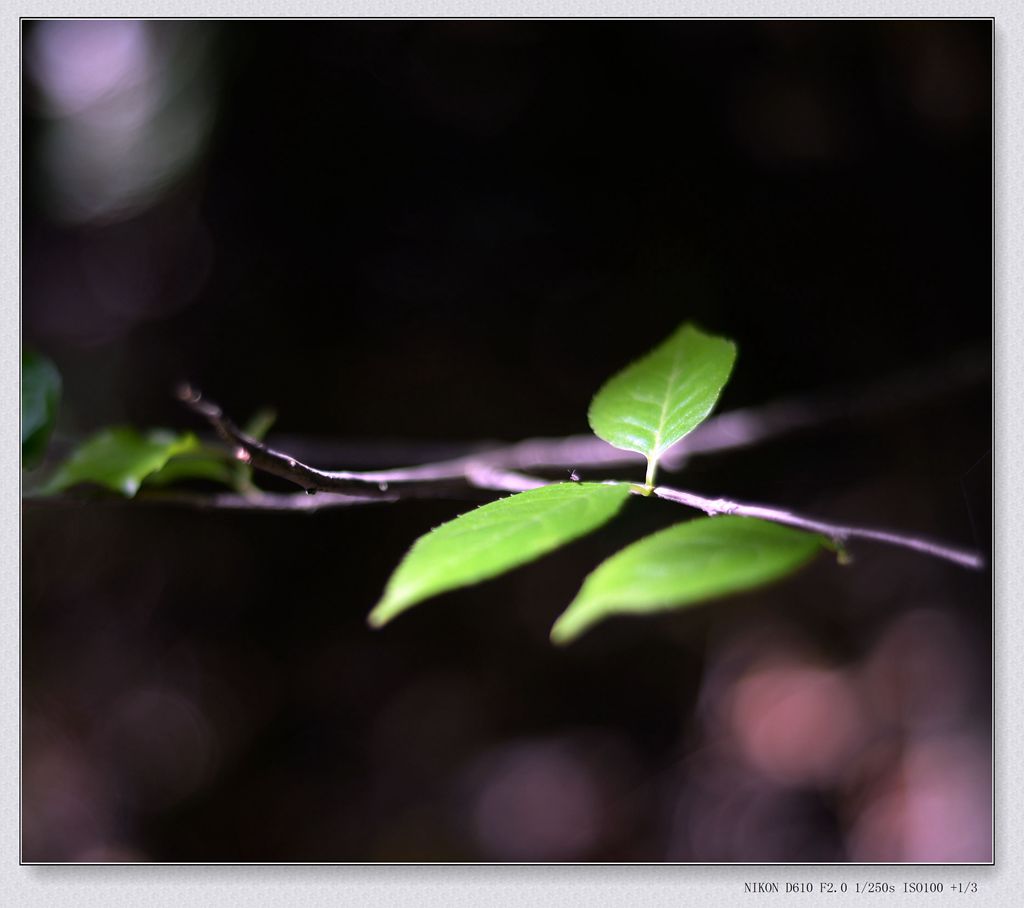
[22, 20, 991, 862]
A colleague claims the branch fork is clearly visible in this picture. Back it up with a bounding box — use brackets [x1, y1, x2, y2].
[176, 385, 984, 571]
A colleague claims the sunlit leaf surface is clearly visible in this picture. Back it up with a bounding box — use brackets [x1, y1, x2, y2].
[369, 482, 631, 628]
[587, 323, 736, 483]
[551, 516, 824, 644]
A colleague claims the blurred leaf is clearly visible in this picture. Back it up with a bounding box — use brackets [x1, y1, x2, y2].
[551, 516, 825, 644]
[142, 448, 236, 488]
[588, 323, 736, 486]
[369, 482, 632, 629]
[43, 428, 201, 497]
[146, 407, 278, 493]
[22, 349, 62, 470]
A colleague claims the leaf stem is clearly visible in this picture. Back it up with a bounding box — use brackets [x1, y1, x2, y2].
[160, 387, 987, 571]
[644, 458, 658, 491]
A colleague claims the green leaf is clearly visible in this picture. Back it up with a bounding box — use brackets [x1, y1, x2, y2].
[141, 448, 236, 488]
[22, 350, 62, 470]
[369, 482, 632, 629]
[587, 323, 736, 486]
[42, 427, 201, 497]
[551, 516, 825, 645]
[145, 407, 278, 493]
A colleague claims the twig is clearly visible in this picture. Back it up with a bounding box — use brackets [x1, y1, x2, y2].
[23, 482, 538, 513]
[172, 385, 986, 569]
[652, 485, 985, 570]
[135, 489, 392, 510]
[28, 395, 987, 573]
[177, 384, 552, 495]
[176, 384, 554, 497]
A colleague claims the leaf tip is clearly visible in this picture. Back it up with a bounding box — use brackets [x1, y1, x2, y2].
[367, 594, 397, 629]
[549, 623, 573, 646]
[368, 588, 411, 628]
[549, 609, 587, 646]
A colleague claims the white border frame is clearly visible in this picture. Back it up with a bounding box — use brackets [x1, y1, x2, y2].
[6, 4, 1018, 905]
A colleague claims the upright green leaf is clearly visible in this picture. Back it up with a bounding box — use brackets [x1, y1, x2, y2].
[42, 427, 201, 497]
[369, 482, 631, 629]
[588, 323, 736, 486]
[22, 350, 62, 470]
[551, 516, 824, 645]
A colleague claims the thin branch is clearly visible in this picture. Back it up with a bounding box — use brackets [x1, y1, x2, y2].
[138, 489, 390, 510]
[173, 385, 986, 570]
[652, 485, 985, 570]
[177, 384, 555, 494]
[177, 385, 397, 495]
[174, 468, 545, 510]
[23, 481, 539, 513]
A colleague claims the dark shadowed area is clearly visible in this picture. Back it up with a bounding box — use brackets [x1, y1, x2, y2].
[22, 20, 991, 862]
